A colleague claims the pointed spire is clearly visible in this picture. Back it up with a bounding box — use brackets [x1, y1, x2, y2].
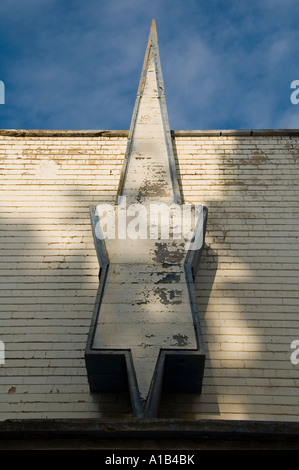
[150, 18, 157, 36]
[88, 21, 200, 417]
[116, 19, 181, 205]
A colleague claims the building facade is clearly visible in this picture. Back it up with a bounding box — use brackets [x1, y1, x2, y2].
[1, 129, 299, 425]
[1, 21, 299, 449]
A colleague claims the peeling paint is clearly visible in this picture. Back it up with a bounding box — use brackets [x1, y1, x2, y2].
[136, 179, 169, 203]
[285, 142, 299, 162]
[240, 151, 268, 165]
[153, 242, 185, 266]
[154, 287, 182, 305]
[172, 334, 190, 347]
[155, 273, 181, 284]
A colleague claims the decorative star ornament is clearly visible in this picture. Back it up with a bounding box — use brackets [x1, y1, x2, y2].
[85, 20, 207, 418]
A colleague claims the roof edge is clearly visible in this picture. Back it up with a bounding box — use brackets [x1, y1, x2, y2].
[1, 418, 299, 441]
[1, 129, 299, 138]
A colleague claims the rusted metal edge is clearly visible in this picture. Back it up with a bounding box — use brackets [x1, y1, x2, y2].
[0, 418, 299, 441]
[1, 129, 299, 137]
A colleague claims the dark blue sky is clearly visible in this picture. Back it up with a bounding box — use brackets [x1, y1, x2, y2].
[0, 0, 299, 130]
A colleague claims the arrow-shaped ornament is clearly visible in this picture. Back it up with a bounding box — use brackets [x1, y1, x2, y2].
[85, 20, 207, 418]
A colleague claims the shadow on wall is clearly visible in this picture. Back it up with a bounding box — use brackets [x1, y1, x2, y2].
[159, 133, 299, 420]
[157, 134, 220, 417]
[0, 193, 132, 420]
[158, 246, 219, 418]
